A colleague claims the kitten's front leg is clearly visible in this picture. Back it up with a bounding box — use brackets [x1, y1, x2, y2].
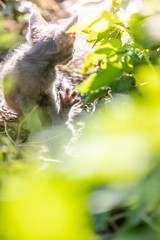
[59, 88, 79, 122]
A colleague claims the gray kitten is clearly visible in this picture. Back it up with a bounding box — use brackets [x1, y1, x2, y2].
[0, 11, 78, 123]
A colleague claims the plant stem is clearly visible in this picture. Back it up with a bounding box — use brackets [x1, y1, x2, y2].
[16, 105, 39, 145]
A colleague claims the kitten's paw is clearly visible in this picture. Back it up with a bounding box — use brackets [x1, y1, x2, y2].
[59, 88, 79, 108]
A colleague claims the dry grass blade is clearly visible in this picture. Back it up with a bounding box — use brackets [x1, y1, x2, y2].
[4, 121, 15, 145]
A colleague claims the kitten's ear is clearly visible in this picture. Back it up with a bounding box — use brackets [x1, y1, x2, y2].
[63, 14, 78, 31]
[27, 11, 47, 42]
[29, 11, 47, 28]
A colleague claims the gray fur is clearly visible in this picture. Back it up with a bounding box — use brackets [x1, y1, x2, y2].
[0, 12, 78, 123]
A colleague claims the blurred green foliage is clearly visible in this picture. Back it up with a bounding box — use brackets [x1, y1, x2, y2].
[1, 0, 160, 240]
[0, 31, 24, 52]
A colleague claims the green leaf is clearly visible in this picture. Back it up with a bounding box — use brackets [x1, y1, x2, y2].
[82, 39, 123, 74]
[110, 76, 135, 93]
[84, 88, 110, 105]
[76, 73, 97, 94]
[95, 39, 122, 54]
[99, 38, 122, 49]
[81, 52, 106, 74]
[77, 64, 123, 94]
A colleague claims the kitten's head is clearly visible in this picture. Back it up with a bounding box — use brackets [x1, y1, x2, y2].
[27, 11, 78, 64]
